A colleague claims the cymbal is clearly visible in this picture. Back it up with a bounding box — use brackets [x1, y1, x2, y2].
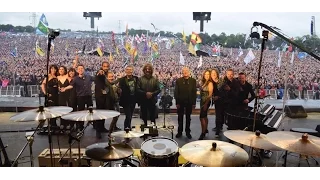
[267, 131, 320, 157]
[179, 140, 249, 167]
[61, 108, 120, 121]
[111, 130, 144, 138]
[224, 130, 283, 151]
[10, 106, 73, 122]
[85, 143, 133, 161]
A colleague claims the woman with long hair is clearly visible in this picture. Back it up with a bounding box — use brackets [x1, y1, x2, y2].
[41, 64, 59, 127]
[57, 66, 70, 128]
[198, 69, 213, 140]
[211, 68, 224, 136]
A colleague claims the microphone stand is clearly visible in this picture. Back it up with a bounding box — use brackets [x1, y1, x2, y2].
[11, 123, 42, 167]
[45, 35, 54, 167]
[252, 30, 269, 132]
[58, 121, 91, 167]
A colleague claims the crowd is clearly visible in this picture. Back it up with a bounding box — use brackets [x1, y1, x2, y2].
[1, 32, 320, 99]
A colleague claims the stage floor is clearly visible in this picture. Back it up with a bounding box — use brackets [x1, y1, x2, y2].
[1, 112, 320, 167]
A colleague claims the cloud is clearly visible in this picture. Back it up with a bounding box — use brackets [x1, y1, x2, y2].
[0, 12, 319, 37]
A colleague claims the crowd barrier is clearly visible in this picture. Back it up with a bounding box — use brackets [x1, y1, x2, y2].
[0, 85, 319, 100]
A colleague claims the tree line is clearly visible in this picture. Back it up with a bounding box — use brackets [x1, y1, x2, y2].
[1, 24, 319, 52]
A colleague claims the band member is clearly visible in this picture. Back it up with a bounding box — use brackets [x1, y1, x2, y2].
[57, 65, 69, 128]
[218, 68, 240, 130]
[118, 65, 138, 130]
[94, 61, 112, 137]
[211, 68, 224, 136]
[62, 64, 94, 132]
[174, 67, 197, 139]
[237, 72, 255, 111]
[198, 69, 213, 140]
[107, 71, 121, 131]
[67, 67, 77, 129]
[41, 64, 59, 127]
[137, 63, 161, 126]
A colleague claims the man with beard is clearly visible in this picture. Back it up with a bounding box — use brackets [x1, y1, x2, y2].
[219, 69, 241, 130]
[118, 65, 139, 130]
[137, 63, 161, 126]
[94, 61, 120, 138]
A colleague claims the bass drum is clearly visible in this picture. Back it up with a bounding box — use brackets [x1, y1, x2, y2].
[140, 137, 179, 167]
[181, 162, 203, 167]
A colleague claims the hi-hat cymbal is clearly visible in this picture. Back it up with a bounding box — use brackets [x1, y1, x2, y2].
[61, 108, 120, 121]
[267, 131, 320, 157]
[10, 106, 73, 122]
[224, 130, 283, 151]
[111, 130, 144, 138]
[85, 143, 133, 161]
[179, 140, 249, 167]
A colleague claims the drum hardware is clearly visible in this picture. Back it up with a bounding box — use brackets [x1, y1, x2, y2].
[0, 136, 14, 167]
[267, 131, 320, 167]
[224, 130, 283, 166]
[179, 140, 249, 167]
[59, 108, 121, 167]
[9, 106, 73, 167]
[58, 121, 91, 167]
[140, 137, 179, 167]
[10, 123, 42, 167]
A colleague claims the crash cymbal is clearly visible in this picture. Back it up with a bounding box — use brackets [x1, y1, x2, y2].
[85, 143, 133, 161]
[10, 106, 73, 122]
[61, 108, 120, 121]
[179, 140, 249, 167]
[111, 130, 144, 138]
[224, 130, 283, 151]
[267, 131, 320, 157]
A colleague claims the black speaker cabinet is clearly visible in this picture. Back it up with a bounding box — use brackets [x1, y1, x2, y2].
[284, 105, 307, 118]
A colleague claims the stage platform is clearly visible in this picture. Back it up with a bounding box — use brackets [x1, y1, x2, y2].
[0, 97, 319, 113]
[1, 111, 320, 167]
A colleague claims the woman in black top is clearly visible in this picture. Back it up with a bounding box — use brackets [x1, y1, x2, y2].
[211, 69, 223, 136]
[58, 65, 70, 128]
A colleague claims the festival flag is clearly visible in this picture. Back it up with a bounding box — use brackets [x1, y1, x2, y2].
[36, 14, 49, 35]
[36, 40, 45, 56]
[97, 47, 103, 57]
[10, 47, 18, 58]
[197, 55, 203, 68]
[188, 42, 196, 56]
[190, 32, 202, 44]
[109, 52, 113, 62]
[244, 49, 255, 65]
[126, 24, 128, 36]
[179, 51, 185, 65]
[182, 30, 186, 44]
[290, 51, 295, 64]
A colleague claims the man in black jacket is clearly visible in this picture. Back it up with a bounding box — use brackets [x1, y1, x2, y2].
[174, 67, 197, 139]
[237, 72, 255, 111]
[94, 61, 121, 138]
[137, 63, 161, 126]
[118, 65, 138, 130]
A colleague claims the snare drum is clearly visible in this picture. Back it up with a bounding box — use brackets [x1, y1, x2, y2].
[140, 137, 179, 167]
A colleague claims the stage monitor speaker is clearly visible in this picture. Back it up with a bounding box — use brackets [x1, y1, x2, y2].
[284, 105, 307, 118]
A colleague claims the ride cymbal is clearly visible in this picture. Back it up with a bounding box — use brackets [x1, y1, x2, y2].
[266, 131, 320, 157]
[61, 108, 120, 121]
[10, 106, 73, 122]
[224, 130, 283, 151]
[85, 143, 133, 161]
[179, 140, 249, 167]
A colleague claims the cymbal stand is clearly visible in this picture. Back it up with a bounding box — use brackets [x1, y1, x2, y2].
[58, 121, 91, 167]
[159, 87, 174, 139]
[11, 122, 42, 167]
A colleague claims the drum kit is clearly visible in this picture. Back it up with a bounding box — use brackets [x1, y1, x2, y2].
[6, 105, 320, 167]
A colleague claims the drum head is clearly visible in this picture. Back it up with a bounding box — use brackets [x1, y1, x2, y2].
[141, 137, 178, 156]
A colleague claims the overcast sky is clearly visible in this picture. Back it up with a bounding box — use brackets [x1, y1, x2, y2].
[0, 12, 319, 37]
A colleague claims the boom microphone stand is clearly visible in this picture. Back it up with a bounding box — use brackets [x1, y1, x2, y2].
[44, 29, 60, 167]
[251, 30, 269, 132]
